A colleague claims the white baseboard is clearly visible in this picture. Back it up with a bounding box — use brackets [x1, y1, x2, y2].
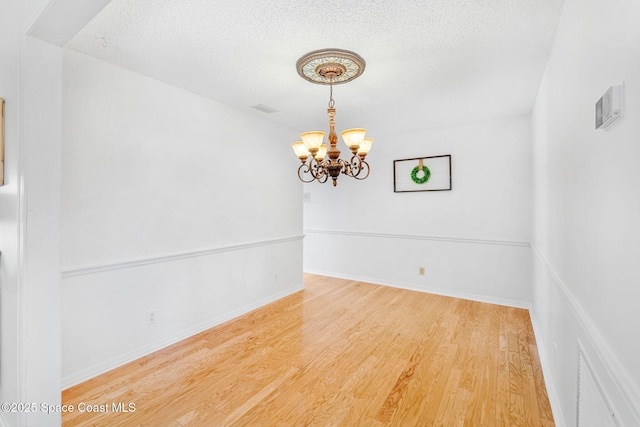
[304, 268, 531, 309]
[61, 284, 303, 390]
[529, 311, 566, 427]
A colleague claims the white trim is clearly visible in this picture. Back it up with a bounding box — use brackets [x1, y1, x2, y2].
[577, 339, 619, 426]
[531, 243, 640, 425]
[23, 0, 55, 34]
[304, 268, 531, 309]
[16, 29, 29, 427]
[61, 283, 304, 389]
[304, 228, 530, 247]
[62, 235, 305, 278]
[26, 0, 113, 47]
[529, 310, 566, 427]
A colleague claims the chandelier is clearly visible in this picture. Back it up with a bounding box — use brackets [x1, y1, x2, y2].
[291, 49, 373, 187]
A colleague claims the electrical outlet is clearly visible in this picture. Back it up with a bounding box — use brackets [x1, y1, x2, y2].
[274, 273, 278, 282]
[147, 309, 157, 325]
[419, 267, 425, 276]
[552, 343, 558, 366]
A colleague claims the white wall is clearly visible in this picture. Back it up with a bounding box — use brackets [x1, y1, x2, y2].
[304, 116, 532, 306]
[21, 35, 64, 427]
[531, 0, 640, 424]
[1, 1, 70, 425]
[61, 50, 303, 387]
[0, 4, 27, 426]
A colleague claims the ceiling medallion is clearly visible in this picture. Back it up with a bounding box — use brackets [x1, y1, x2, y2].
[291, 49, 373, 187]
[296, 48, 366, 85]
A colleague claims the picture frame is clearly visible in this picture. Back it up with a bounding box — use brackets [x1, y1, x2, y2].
[393, 155, 452, 193]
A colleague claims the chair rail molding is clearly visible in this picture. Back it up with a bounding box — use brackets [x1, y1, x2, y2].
[303, 229, 530, 247]
[62, 235, 305, 278]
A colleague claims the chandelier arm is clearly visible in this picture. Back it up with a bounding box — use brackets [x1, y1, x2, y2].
[311, 158, 329, 180]
[351, 155, 363, 178]
[297, 163, 317, 183]
[341, 156, 359, 177]
[352, 160, 371, 180]
[317, 166, 329, 183]
[335, 158, 350, 177]
[308, 157, 320, 179]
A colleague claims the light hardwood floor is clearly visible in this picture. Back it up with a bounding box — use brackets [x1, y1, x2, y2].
[62, 274, 554, 426]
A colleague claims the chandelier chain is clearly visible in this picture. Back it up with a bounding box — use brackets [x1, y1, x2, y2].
[328, 79, 335, 108]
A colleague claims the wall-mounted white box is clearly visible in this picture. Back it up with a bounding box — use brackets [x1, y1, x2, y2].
[595, 84, 624, 130]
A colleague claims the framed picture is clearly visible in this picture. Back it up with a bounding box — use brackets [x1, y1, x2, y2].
[393, 155, 451, 193]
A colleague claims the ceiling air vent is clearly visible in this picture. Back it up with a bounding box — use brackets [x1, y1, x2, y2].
[251, 104, 278, 114]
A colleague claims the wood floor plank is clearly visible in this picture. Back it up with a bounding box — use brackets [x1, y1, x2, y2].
[507, 308, 528, 426]
[458, 302, 489, 425]
[62, 274, 555, 426]
[376, 296, 454, 425]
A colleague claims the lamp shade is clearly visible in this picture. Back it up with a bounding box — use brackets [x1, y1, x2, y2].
[358, 138, 373, 155]
[315, 144, 329, 160]
[341, 128, 366, 149]
[291, 141, 309, 158]
[300, 131, 325, 150]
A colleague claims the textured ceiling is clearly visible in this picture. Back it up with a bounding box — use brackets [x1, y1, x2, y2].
[67, 0, 564, 136]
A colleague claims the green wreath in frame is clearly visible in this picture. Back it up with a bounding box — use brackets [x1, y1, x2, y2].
[410, 160, 431, 184]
